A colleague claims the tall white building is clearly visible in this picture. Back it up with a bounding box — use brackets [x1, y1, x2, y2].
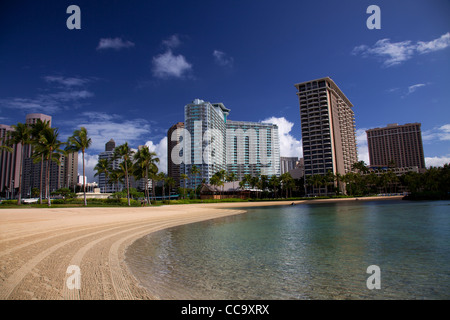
[177, 99, 280, 189]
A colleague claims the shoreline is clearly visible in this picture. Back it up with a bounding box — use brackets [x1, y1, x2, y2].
[0, 196, 403, 300]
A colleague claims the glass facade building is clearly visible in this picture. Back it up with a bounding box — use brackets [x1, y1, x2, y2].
[180, 99, 280, 189]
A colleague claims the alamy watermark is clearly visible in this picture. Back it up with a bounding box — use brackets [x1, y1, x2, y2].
[170, 121, 276, 168]
[366, 265, 381, 290]
[366, 5, 381, 30]
[66, 265, 81, 290]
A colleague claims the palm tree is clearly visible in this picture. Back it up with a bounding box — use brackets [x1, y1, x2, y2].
[334, 172, 342, 195]
[108, 169, 121, 193]
[269, 175, 280, 198]
[30, 119, 51, 204]
[113, 143, 134, 206]
[324, 170, 335, 195]
[226, 172, 237, 193]
[250, 175, 260, 198]
[66, 127, 92, 206]
[216, 169, 227, 197]
[280, 172, 294, 198]
[166, 176, 175, 201]
[352, 160, 369, 174]
[6, 123, 31, 204]
[94, 159, 111, 193]
[180, 173, 188, 199]
[209, 174, 221, 198]
[157, 172, 166, 201]
[38, 127, 64, 206]
[190, 165, 200, 198]
[0, 135, 13, 153]
[260, 175, 268, 196]
[134, 146, 159, 205]
[310, 174, 324, 196]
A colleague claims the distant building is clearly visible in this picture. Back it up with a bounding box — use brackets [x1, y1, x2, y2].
[226, 120, 280, 180]
[295, 77, 358, 195]
[182, 99, 230, 189]
[105, 138, 116, 152]
[366, 123, 426, 171]
[97, 138, 124, 193]
[0, 124, 21, 198]
[1, 113, 77, 199]
[287, 158, 305, 179]
[167, 122, 184, 189]
[280, 157, 298, 174]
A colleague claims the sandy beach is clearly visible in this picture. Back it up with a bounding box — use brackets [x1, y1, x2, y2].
[0, 196, 403, 300]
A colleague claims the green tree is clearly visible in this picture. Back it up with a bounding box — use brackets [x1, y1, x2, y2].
[310, 174, 324, 196]
[6, 123, 31, 205]
[281, 172, 294, 198]
[190, 165, 200, 198]
[38, 127, 64, 206]
[352, 161, 369, 174]
[0, 137, 13, 153]
[66, 127, 92, 206]
[113, 142, 134, 206]
[209, 174, 221, 198]
[166, 176, 175, 200]
[269, 175, 280, 198]
[226, 172, 237, 196]
[157, 172, 166, 201]
[30, 119, 51, 204]
[94, 159, 111, 193]
[180, 173, 188, 199]
[250, 175, 260, 198]
[134, 146, 159, 205]
[108, 169, 122, 193]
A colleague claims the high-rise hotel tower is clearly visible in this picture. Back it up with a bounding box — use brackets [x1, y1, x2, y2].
[366, 123, 425, 171]
[295, 77, 357, 194]
[173, 99, 280, 189]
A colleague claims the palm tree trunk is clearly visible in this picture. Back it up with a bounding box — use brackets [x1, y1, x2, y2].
[82, 151, 87, 206]
[17, 144, 24, 205]
[145, 168, 151, 205]
[125, 162, 130, 206]
[47, 157, 51, 207]
[39, 155, 44, 204]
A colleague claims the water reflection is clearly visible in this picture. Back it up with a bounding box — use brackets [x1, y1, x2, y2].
[126, 200, 450, 299]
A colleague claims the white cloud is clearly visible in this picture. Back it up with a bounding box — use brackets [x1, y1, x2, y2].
[77, 152, 99, 184]
[213, 50, 234, 67]
[145, 137, 168, 174]
[75, 112, 152, 153]
[162, 35, 181, 49]
[417, 32, 450, 54]
[152, 49, 192, 79]
[44, 76, 92, 87]
[353, 32, 450, 67]
[49, 90, 94, 101]
[96, 37, 135, 50]
[407, 83, 426, 94]
[1, 74, 95, 114]
[0, 97, 61, 114]
[423, 123, 450, 142]
[356, 128, 370, 164]
[261, 116, 302, 158]
[425, 154, 450, 168]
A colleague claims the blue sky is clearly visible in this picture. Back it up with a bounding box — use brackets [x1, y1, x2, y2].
[1, 0, 449, 182]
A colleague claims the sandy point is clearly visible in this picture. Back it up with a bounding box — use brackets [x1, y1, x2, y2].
[0, 197, 403, 300]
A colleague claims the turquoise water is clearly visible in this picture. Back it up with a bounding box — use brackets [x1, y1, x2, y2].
[125, 200, 450, 299]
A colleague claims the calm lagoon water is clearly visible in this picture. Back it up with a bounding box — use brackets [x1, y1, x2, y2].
[125, 200, 450, 299]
